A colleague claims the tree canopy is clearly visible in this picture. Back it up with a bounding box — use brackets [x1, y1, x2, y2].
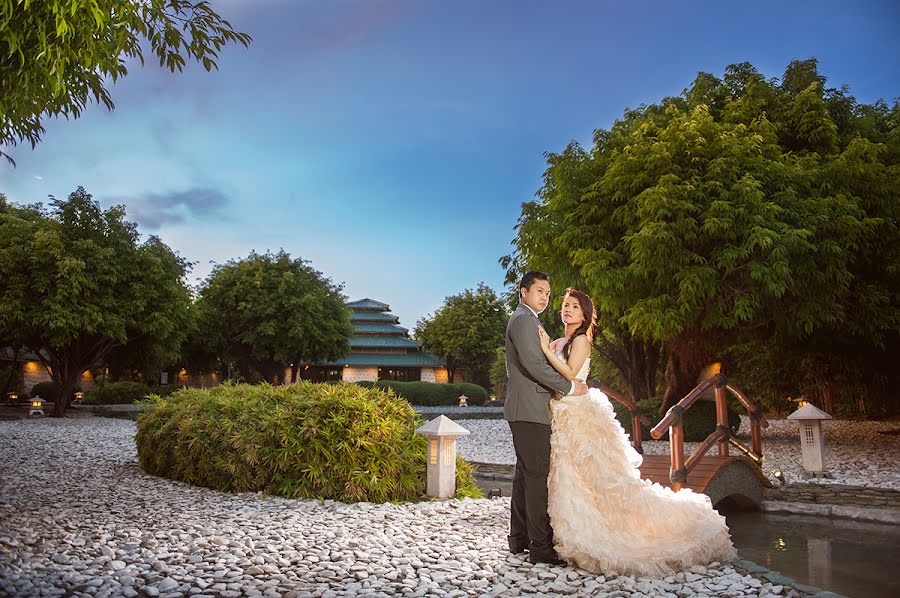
[1, 0, 250, 164]
[415, 284, 508, 388]
[506, 59, 900, 413]
[192, 251, 352, 383]
[0, 187, 192, 415]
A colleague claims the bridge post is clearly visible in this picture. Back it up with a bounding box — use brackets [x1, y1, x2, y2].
[714, 385, 730, 457]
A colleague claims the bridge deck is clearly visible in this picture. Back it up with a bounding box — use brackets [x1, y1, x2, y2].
[638, 454, 766, 493]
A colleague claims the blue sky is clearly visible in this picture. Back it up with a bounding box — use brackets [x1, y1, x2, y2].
[2, 0, 898, 328]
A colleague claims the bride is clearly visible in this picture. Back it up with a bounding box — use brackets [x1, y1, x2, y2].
[536, 288, 737, 576]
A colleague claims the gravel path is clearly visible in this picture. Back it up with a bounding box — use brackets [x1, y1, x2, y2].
[455, 415, 900, 490]
[0, 416, 794, 597]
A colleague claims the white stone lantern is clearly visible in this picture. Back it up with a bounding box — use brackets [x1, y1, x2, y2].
[28, 396, 45, 418]
[415, 415, 470, 499]
[457, 394, 468, 407]
[787, 403, 833, 476]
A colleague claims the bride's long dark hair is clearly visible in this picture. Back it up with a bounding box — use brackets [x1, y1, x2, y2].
[562, 288, 597, 361]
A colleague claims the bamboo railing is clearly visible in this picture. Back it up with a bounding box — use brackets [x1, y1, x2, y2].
[650, 373, 768, 490]
[591, 383, 652, 454]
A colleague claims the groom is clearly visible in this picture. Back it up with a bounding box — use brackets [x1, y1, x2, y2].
[504, 270, 588, 566]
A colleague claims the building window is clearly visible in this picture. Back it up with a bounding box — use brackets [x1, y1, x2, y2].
[377, 367, 421, 382]
[300, 367, 343, 383]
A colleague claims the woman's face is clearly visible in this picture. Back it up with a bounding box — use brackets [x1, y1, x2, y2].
[561, 294, 585, 327]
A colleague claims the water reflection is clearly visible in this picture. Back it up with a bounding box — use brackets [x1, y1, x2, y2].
[726, 511, 900, 598]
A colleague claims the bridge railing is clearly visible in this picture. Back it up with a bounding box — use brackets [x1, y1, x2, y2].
[589, 383, 652, 454]
[649, 373, 768, 490]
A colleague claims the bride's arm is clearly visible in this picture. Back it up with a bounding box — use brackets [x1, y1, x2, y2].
[539, 330, 591, 381]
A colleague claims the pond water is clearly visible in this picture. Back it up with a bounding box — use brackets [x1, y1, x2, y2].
[473, 477, 899, 597]
[726, 510, 900, 598]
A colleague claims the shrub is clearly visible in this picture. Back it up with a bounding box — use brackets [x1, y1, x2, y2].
[611, 395, 741, 443]
[154, 384, 182, 398]
[135, 382, 482, 503]
[354, 381, 489, 406]
[454, 383, 489, 405]
[29, 381, 60, 401]
[29, 381, 85, 404]
[85, 381, 153, 405]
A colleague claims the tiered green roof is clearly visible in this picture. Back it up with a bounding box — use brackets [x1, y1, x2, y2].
[353, 323, 410, 335]
[320, 298, 445, 368]
[350, 311, 400, 323]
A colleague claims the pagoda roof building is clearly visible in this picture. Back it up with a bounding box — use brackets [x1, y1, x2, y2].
[299, 298, 448, 383]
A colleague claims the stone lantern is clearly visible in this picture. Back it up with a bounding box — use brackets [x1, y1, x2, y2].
[457, 394, 468, 407]
[415, 415, 470, 499]
[28, 396, 45, 418]
[787, 403, 833, 477]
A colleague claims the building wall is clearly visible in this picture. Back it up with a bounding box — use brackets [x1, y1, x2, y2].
[434, 368, 450, 384]
[22, 360, 52, 393]
[20, 360, 97, 394]
[175, 370, 220, 388]
[421, 368, 436, 383]
[342, 366, 378, 383]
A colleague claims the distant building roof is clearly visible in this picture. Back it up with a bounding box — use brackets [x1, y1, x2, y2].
[305, 298, 444, 369]
[346, 298, 391, 310]
[353, 323, 409, 335]
[320, 352, 445, 367]
[350, 311, 400, 323]
[350, 336, 422, 349]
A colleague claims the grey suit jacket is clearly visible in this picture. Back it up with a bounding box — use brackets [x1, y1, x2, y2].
[503, 303, 572, 425]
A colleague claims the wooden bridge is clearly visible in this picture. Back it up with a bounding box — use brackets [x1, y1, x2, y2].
[599, 374, 772, 508]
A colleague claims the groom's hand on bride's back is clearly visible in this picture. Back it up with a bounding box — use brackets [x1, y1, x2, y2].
[573, 379, 588, 396]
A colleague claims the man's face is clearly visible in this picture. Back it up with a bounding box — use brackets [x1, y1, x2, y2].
[520, 279, 551, 314]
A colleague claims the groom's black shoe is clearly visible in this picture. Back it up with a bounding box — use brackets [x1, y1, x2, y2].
[528, 550, 566, 567]
[508, 536, 529, 554]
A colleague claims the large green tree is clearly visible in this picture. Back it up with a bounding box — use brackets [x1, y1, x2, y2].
[508, 59, 899, 413]
[0, 187, 192, 416]
[1, 0, 250, 165]
[194, 251, 352, 383]
[415, 284, 508, 388]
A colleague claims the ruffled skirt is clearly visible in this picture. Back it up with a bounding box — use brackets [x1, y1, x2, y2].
[548, 388, 737, 576]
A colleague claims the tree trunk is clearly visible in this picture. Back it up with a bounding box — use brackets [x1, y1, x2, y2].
[290, 362, 299, 383]
[594, 330, 661, 402]
[660, 333, 713, 414]
[2, 346, 20, 396]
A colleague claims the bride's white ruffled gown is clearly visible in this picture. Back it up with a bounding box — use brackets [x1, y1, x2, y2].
[548, 354, 737, 577]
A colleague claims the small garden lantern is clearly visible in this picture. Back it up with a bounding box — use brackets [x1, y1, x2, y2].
[787, 402, 832, 477]
[489, 394, 497, 403]
[28, 396, 45, 418]
[457, 394, 468, 407]
[415, 415, 470, 499]
[72, 391, 84, 405]
[4, 391, 19, 405]
[792, 396, 810, 407]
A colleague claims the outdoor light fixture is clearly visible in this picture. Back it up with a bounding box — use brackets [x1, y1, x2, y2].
[28, 397, 45, 418]
[4, 392, 18, 405]
[457, 394, 468, 407]
[415, 415, 471, 498]
[788, 402, 833, 478]
[788, 395, 809, 407]
[72, 391, 84, 405]
[770, 469, 786, 485]
[489, 395, 497, 403]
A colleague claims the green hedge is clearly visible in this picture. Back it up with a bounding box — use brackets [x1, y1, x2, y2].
[611, 396, 741, 443]
[85, 381, 153, 404]
[29, 381, 82, 403]
[154, 384, 183, 398]
[135, 382, 482, 503]
[356, 381, 489, 406]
